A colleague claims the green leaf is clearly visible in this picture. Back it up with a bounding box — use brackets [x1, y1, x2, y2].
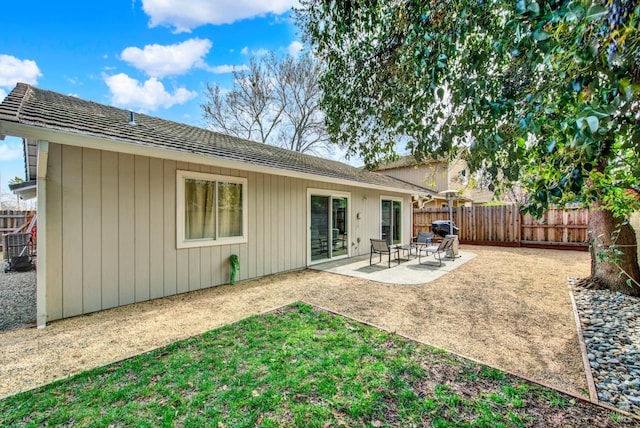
[585, 4, 607, 21]
[532, 30, 551, 41]
[586, 116, 599, 133]
[527, 2, 540, 15]
[546, 140, 556, 154]
[436, 87, 444, 100]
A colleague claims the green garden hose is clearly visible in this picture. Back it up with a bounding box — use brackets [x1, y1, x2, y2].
[230, 254, 240, 285]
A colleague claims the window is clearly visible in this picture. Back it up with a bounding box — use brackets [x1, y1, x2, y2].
[177, 170, 247, 248]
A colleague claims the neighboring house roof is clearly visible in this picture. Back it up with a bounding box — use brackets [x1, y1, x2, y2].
[0, 83, 428, 195]
[8, 179, 36, 200]
[374, 154, 441, 171]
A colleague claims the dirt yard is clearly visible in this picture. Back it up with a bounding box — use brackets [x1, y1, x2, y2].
[0, 246, 590, 400]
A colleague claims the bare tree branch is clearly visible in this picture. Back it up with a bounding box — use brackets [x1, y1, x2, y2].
[201, 52, 331, 155]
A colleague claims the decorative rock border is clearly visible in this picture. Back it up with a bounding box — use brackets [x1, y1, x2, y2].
[570, 278, 640, 415]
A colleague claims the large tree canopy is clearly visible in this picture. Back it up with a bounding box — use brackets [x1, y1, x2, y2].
[296, 0, 640, 293]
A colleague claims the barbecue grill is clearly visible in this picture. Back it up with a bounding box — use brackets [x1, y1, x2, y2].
[431, 220, 458, 238]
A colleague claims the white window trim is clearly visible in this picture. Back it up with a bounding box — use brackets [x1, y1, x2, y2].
[176, 170, 248, 249]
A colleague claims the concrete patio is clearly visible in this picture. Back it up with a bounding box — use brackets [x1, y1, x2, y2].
[310, 250, 476, 284]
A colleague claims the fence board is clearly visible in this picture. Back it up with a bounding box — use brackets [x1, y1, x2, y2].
[413, 206, 589, 249]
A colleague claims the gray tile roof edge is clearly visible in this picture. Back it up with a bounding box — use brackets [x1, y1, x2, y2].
[0, 83, 432, 194]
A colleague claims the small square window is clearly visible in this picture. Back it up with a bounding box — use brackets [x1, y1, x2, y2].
[177, 170, 247, 248]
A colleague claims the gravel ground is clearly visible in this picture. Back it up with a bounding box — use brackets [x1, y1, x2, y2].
[0, 266, 36, 332]
[573, 284, 640, 415]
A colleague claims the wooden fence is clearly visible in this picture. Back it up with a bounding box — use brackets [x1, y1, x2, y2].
[413, 206, 589, 250]
[0, 210, 37, 251]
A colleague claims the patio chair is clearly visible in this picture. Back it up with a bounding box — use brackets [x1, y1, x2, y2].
[415, 232, 433, 250]
[370, 238, 400, 268]
[418, 237, 453, 266]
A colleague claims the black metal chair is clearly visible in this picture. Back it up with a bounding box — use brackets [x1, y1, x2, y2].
[370, 238, 400, 268]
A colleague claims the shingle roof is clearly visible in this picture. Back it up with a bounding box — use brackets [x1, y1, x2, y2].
[0, 83, 427, 193]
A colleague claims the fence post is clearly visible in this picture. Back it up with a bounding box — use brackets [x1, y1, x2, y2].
[516, 209, 522, 246]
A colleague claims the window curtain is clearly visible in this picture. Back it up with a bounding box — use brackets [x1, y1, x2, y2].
[218, 182, 243, 237]
[185, 178, 215, 240]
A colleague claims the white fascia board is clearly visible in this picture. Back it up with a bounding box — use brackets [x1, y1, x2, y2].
[37, 140, 49, 179]
[0, 121, 415, 195]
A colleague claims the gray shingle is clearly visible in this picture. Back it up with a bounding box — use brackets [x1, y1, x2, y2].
[0, 84, 428, 193]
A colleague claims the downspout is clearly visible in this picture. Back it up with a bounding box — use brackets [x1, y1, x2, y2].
[36, 140, 49, 328]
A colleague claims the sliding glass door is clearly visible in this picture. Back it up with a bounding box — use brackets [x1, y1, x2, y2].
[381, 198, 402, 245]
[309, 191, 349, 262]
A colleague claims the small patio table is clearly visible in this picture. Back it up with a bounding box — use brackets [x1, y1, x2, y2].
[393, 243, 417, 260]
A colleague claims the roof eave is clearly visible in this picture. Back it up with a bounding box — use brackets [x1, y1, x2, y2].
[0, 121, 417, 195]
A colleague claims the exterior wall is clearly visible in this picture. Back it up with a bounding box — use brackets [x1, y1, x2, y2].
[380, 163, 448, 191]
[385, 160, 496, 205]
[44, 143, 411, 321]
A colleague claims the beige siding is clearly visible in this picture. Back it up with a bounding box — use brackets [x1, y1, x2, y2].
[101, 151, 119, 309]
[82, 148, 102, 313]
[118, 154, 135, 306]
[61, 145, 83, 318]
[44, 143, 412, 321]
[45, 143, 63, 320]
[175, 161, 190, 294]
[149, 158, 165, 299]
[163, 160, 177, 296]
[135, 156, 150, 302]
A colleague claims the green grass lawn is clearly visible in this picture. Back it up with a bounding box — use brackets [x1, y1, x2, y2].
[0, 303, 627, 427]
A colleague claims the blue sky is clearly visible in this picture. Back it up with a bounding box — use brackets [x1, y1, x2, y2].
[0, 0, 308, 196]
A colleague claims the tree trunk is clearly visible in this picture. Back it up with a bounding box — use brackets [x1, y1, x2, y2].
[588, 208, 640, 296]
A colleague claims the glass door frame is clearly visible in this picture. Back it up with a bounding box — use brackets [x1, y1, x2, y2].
[307, 188, 351, 265]
[380, 196, 404, 245]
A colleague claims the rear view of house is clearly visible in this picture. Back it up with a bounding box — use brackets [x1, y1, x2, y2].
[0, 84, 426, 327]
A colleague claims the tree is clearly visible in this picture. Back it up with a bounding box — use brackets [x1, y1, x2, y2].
[201, 52, 331, 155]
[7, 176, 25, 210]
[8, 176, 24, 185]
[296, 0, 640, 295]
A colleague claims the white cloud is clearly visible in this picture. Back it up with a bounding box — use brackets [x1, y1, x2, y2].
[141, 0, 298, 32]
[205, 64, 249, 74]
[121, 38, 212, 78]
[287, 41, 304, 58]
[104, 73, 197, 111]
[0, 54, 42, 89]
[240, 46, 269, 57]
[0, 89, 7, 102]
[0, 142, 23, 161]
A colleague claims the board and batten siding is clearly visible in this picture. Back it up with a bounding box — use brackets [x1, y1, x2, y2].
[43, 143, 411, 321]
